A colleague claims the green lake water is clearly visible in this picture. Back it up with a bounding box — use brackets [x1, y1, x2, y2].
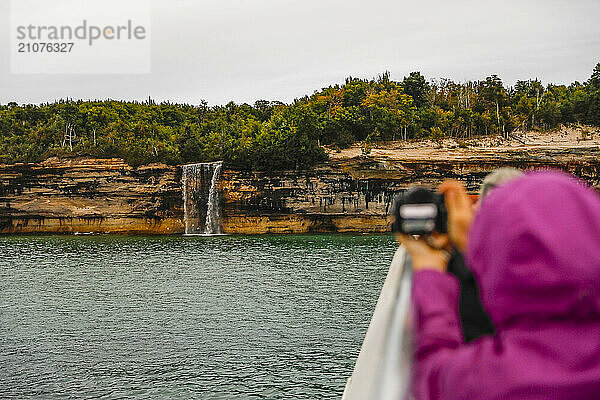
[0, 234, 397, 399]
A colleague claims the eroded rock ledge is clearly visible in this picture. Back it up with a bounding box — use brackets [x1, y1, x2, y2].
[1, 144, 599, 234]
[0, 158, 182, 234]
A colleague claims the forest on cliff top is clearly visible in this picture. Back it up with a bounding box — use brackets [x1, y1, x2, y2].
[1, 63, 599, 170]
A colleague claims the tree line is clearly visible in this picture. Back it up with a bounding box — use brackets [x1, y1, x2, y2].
[1, 63, 599, 170]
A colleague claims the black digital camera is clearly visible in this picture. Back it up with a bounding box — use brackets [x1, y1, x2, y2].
[391, 187, 448, 235]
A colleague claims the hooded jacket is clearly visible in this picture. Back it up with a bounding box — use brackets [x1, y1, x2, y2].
[412, 171, 600, 400]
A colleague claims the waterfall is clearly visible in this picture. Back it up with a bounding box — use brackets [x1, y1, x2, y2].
[181, 161, 223, 235]
[204, 162, 222, 234]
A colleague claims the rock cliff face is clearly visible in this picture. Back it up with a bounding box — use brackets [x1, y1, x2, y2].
[0, 158, 182, 234]
[1, 147, 599, 234]
[220, 152, 600, 234]
[220, 168, 393, 234]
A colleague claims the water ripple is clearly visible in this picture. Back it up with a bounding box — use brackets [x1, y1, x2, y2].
[0, 234, 396, 399]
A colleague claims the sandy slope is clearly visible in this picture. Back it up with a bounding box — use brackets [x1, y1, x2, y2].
[328, 125, 600, 162]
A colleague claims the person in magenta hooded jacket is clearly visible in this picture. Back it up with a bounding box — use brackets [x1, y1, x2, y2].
[398, 171, 600, 400]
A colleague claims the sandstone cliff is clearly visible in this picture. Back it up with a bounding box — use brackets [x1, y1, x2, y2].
[0, 158, 182, 234]
[1, 134, 599, 234]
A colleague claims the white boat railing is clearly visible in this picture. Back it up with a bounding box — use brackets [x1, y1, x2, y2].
[342, 245, 413, 400]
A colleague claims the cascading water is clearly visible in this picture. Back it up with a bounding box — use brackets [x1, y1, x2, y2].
[181, 161, 223, 235]
[203, 162, 222, 234]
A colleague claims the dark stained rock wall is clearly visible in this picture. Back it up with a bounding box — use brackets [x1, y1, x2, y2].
[0, 158, 183, 234]
[1, 153, 599, 234]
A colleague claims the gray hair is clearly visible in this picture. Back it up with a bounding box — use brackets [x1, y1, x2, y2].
[479, 168, 524, 200]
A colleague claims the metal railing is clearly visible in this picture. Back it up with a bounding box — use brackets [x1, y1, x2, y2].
[342, 245, 413, 400]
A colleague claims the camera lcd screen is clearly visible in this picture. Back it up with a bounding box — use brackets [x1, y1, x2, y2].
[399, 203, 438, 219]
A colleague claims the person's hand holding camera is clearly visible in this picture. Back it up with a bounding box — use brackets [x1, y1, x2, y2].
[439, 180, 474, 254]
[393, 180, 475, 272]
[396, 232, 450, 272]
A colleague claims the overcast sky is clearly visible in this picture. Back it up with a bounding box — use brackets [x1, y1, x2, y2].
[1, 0, 599, 105]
